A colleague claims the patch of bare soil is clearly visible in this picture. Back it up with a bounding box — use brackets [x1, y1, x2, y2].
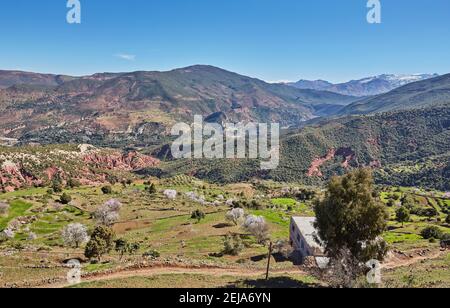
[382, 248, 445, 270]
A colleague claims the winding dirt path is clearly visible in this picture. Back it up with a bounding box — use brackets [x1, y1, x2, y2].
[43, 266, 305, 288]
[40, 249, 449, 288]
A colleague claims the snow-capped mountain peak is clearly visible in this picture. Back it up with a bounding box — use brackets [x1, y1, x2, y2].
[288, 73, 439, 97]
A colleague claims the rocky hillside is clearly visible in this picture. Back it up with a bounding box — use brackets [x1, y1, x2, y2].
[0, 144, 159, 192]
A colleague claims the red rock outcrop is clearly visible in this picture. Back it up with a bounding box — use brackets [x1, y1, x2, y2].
[307, 147, 356, 177]
[0, 162, 41, 191]
[82, 151, 159, 171]
[0, 149, 160, 191]
[307, 149, 336, 177]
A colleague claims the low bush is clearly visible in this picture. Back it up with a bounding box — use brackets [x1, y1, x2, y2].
[421, 226, 443, 240]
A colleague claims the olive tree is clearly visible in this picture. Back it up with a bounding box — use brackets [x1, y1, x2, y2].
[223, 234, 244, 256]
[115, 239, 140, 261]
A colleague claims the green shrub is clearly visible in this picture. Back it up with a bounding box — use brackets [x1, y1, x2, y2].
[101, 186, 113, 195]
[106, 175, 118, 185]
[191, 210, 206, 223]
[143, 250, 160, 259]
[67, 178, 81, 188]
[145, 183, 157, 195]
[420, 226, 443, 240]
[60, 193, 72, 205]
[223, 234, 244, 256]
[52, 181, 63, 193]
[395, 207, 410, 226]
[410, 207, 438, 217]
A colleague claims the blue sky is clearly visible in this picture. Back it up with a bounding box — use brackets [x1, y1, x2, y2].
[0, 0, 449, 83]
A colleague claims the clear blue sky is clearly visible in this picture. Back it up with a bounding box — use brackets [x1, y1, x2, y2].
[0, 0, 449, 83]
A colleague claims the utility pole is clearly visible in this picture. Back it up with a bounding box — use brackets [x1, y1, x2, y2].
[265, 241, 273, 280]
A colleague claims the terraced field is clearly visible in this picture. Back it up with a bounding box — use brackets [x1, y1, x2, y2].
[0, 179, 449, 288]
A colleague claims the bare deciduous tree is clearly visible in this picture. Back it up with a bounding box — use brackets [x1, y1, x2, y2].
[164, 190, 177, 200]
[0, 202, 9, 216]
[62, 223, 89, 248]
[104, 199, 122, 212]
[94, 199, 122, 226]
[0, 229, 14, 240]
[225, 208, 245, 226]
[243, 215, 270, 244]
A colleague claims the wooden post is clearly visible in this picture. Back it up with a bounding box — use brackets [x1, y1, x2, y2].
[266, 241, 273, 280]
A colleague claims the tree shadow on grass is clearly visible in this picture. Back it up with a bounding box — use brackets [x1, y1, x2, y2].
[225, 277, 322, 289]
[250, 254, 267, 262]
[250, 253, 290, 263]
[213, 223, 231, 229]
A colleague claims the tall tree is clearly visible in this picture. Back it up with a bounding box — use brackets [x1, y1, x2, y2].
[314, 169, 388, 286]
[396, 207, 411, 227]
[84, 226, 115, 262]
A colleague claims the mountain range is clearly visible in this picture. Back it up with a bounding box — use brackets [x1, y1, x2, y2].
[288, 74, 439, 97]
[339, 73, 450, 115]
[0, 65, 449, 190]
[0, 65, 357, 147]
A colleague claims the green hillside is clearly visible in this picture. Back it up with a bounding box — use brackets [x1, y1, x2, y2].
[151, 107, 450, 190]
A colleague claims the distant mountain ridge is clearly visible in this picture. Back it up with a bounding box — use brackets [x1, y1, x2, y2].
[339, 73, 450, 115]
[288, 73, 439, 97]
[0, 70, 76, 89]
[0, 65, 357, 146]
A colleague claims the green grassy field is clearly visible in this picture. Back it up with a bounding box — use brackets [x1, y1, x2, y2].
[0, 200, 33, 230]
[384, 252, 450, 288]
[1, 180, 449, 288]
[70, 273, 320, 289]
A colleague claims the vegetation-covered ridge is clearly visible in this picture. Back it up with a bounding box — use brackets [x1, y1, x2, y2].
[149, 107, 450, 191]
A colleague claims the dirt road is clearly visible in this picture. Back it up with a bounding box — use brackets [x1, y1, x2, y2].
[40, 249, 449, 288]
[42, 266, 305, 288]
